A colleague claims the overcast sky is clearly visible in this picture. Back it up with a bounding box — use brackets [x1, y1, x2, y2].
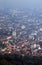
[0, 0, 42, 10]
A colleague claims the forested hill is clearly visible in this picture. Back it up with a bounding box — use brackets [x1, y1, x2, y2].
[0, 54, 42, 65]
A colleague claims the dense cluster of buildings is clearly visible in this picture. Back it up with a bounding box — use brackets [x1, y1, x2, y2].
[0, 8, 42, 56]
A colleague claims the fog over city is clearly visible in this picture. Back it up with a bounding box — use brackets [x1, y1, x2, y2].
[0, 0, 42, 65]
[0, 0, 42, 10]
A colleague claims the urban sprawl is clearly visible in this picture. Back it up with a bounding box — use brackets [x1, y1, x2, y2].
[0, 8, 42, 56]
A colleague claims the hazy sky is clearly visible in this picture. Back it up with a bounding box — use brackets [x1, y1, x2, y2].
[0, 0, 42, 10]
